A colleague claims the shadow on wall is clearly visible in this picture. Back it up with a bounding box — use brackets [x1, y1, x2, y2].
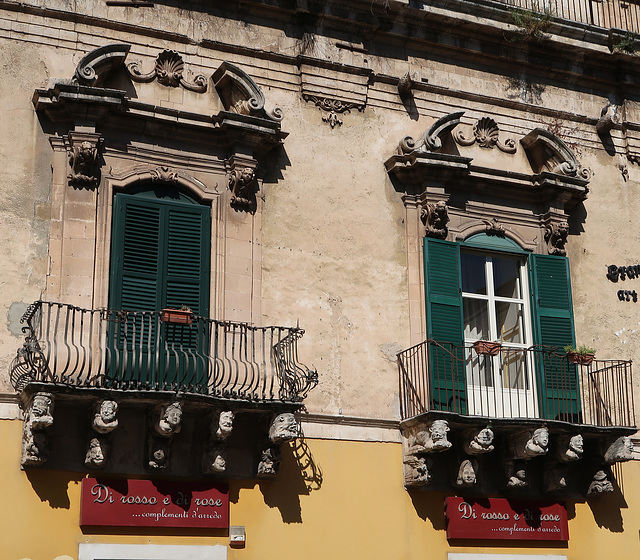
[27, 469, 84, 509]
[229, 437, 323, 524]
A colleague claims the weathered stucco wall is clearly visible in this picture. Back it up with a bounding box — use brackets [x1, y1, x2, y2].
[0, 0, 639, 419]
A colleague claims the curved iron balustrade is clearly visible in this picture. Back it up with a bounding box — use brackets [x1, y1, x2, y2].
[10, 301, 318, 403]
[397, 339, 635, 428]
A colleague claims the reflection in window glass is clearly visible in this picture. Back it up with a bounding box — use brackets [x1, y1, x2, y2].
[493, 257, 521, 298]
[463, 298, 489, 340]
[461, 253, 487, 295]
[496, 302, 523, 344]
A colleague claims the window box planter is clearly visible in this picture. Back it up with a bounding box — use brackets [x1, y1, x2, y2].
[566, 351, 595, 365]
[161, 308, 193, 325]
[472, 340, 502, 356]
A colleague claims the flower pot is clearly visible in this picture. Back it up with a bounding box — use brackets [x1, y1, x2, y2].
[472, 340, 502, 356]
[566, 351, 595, 365]
[161, 308, 193, 325]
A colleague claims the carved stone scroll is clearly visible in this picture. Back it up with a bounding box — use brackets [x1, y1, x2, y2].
[453, 116, 517, 153]
[422, 111, 465, 152]
[421, 201, 450, 240]
[303, 95, 363, 128]
[127, 49, 207, 93]
[213, 61, 282, 121]
[21, 392, 54, 467]
[521, 128, 590, 180]
[73, 43, 131, 87]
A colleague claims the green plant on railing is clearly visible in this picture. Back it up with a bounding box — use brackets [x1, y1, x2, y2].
[507, 2, 554, 42]
[610, 32, 640, 54]
[564, 344, 596, 365]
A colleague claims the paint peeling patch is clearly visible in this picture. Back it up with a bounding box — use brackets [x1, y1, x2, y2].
[7, 301, 29, 336]
[379, 342, 404, 362]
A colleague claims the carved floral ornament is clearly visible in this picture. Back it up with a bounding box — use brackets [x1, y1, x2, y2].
[127, 49, 208, 93]
[421, 201, 450, 239]
[303, 94, 365, 128]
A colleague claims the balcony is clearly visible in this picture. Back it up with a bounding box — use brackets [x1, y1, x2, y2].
[398, 339, 635, 427]
[398, 340, 636, 496]
[11, 301, 317, 403]
[498, 0, 640, 33]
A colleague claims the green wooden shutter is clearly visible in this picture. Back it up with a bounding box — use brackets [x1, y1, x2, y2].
[529, 253, 580, 422]
[109, 192, 211, 388]
[423, 238, 467, 413]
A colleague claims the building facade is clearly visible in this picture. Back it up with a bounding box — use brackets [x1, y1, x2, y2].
[1, 0, 640, 559]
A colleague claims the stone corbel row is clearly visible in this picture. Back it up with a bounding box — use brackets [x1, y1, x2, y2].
[21, 393, 302, 478]
[402, 419, 633, 496]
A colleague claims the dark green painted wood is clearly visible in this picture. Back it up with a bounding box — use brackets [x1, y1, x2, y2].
[529, 253, 580, 422]
[423, 238, 467, 413]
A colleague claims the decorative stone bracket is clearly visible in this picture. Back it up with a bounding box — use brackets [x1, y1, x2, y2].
[257, 412, 302, 478]
[303, 95, 364, 128]
[21, 392, 54, 467]
[67, 131, 102, 188]
[401, 413, 634, 498]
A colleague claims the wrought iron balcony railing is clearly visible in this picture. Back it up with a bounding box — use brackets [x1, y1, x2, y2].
[10, 301, 318, 403]
[493, 0, 640, 34]
[398, 339, 635, 428]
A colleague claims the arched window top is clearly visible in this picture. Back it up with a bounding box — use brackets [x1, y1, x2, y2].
[462, 233, 525, 253]
[123, 183, 205, 206]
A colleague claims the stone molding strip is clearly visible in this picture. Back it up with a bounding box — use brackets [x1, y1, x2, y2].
[0, 392, 22, 420]
[298, 412, 401, 443]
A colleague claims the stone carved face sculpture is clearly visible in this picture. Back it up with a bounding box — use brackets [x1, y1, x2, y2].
[215, 411, 234, 440]
[456, 459, 477, 487]
[157, 402, 182, 436]
[588, 470, 614, 495]
[93, 400, 119, 434]
[269, 413, 300, 444]
[425, 419, 451, 451]
[466, 426, 494, 454]
[403, 454, 431, 487]
[207, 445, 227, 473]
[605, 436, 634, 463]
[85, 437, 107, 468]
[524, 427, 549, 457]
[258, 446, 282, 478]
[570, 434, 584, 454]
[100, 400, 118, 423]
[31, 393, 53, 418]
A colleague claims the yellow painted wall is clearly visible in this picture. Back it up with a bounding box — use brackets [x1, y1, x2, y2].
[2, 419, 640, 560]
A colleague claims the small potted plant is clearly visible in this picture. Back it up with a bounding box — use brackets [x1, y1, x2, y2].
[564, 344, 596, 365]
[161, 305, 193, 325]
[473, 340, 502, 356]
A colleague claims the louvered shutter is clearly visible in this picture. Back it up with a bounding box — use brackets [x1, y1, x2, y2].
[529, 253, 580, 421]
[423, 238, 467, 413]
[109, 192, 211, 388]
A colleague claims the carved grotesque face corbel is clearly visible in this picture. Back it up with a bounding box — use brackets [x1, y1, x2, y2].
[456, 459, 478, 487]
[424, 419, 452, 452]
[85, 437, 108, 468]
[93, 400, 118, 434]
[205, 445, 228, 474]
[522, 427, 549, 458]
[465, 426, 495, 455]
[257, 446, 282, 478]
[403, 454, 431, 487]
[156, 402, 182, 436]
[215, 411, 234, 441]
[268, 413, 301, 444]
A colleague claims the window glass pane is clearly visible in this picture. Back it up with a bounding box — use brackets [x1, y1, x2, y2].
[493, 257, 521, 298]
[463, 298, 489, 340]
[496, 301, 524, 344]
[461, 252, 487, 295]
[466, 349, 493, 387]
[501, 348, 528, 390]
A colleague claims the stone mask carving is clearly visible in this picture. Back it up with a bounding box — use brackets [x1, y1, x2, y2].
[268, 413, 301, 444]
[464, 426, 495, 455]
[85, 437, 108, 468]
[215, 411, 234, 441]
[93, 400, 118, 434]
[156, 402, 182, 436]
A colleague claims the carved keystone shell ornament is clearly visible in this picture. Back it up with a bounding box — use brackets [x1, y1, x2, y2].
[127, 49, 207, 93]
[454, 116, 517, 153]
